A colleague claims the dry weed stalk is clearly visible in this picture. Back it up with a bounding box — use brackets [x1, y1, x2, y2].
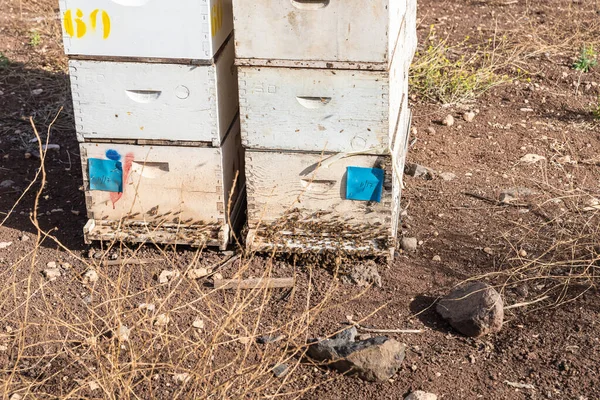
[0, 118, 377, 399]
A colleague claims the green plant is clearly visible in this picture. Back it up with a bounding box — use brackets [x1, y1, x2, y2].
[29, 30, 41, 47]
[409, 25, 512, 105]
[0, 52, 8, 68]
[573, 44, 597, 72]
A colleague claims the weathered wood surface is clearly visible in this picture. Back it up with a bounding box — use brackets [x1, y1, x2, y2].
[70, 38, 238, 145]
[213, 277, 294, 290]
[59, 0, 233, 60]
[81, 119, 244, 248]
[233, 0, 409, 66]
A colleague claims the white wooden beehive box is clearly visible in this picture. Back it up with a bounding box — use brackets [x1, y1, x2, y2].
[69, 38, 237, 146]
[245, 150, 404, 257]
[238, 5, 416, 154]
[233, 0, 415, 69]
[59, 0, 233, 60]
[80, 119, 244, 249]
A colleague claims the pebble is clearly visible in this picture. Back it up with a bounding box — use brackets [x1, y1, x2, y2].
[9, 394, 23, 400]
[158, 270, 180, 284]
[238, 337, 251, 344]
[83, 269, 99, 284]
[401, 237, 418, 252]
[518, 249, 528, 257]
[20, 235, 29, 242]
[520, 107, 534, 112]
[88, 381, 100, 391]
[426, 126, 436, 134]
[154, 314, 170, 327]
[173, 373, 191, 384]
[463, 111, 476, 122]
[272, 364, 290, 378]
[0, 345, 7, 351]
[439, 172, 456, 181]
[71, 210, 81, 216]
[138, 303, 156, 312]
[442, 115, 455, 127]
[520, 154, 546, 163]
[0, 180, 14, 188]
[483, 247, 494, 255]
[43, 267, 61, 281]
[405, 163, 434, 179]
[42, 144, 60, 151]
[0, 242, 13, 249]
[116, 325, 131, 341]
[432, 255, 441, 262]
[24, 152, 32, 159]
[192, 318, 204, 330]
[405, 391, 438, 400]
[31, 88, 44, 95]
[186, 268, 209, 279]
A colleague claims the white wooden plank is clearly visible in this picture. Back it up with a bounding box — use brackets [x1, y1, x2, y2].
[70, 39, 237, 143]
[239, 67, 389, 153]
[59, 0, 233, 59]
[233, 0, 394, 65]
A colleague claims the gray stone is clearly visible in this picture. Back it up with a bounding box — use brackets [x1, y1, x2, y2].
[405, 391, 438, 400]
[0, 180, 14, 188]
[401, 237, 418, 252]
[257, 334, 284, 344]
[348, 261, 381, 287]
[436, 281, 504, 337]
[307, 327, 405, 381]
[499, 187, 537, 204]
[272, 364, 290, 378]
[405, 164, 434, 180]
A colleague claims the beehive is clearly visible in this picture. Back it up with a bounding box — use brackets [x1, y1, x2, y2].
[234, 0, 417, 257]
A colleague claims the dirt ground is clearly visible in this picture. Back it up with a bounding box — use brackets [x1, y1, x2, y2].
[1, 0, 600, 399]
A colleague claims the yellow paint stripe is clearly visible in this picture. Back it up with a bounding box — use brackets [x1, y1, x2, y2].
[102, 11, 111, 39]
[63, 10, 74, 37]
[90, 9, 99, 31]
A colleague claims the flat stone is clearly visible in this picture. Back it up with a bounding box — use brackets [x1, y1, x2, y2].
[439, 172, 456, 181]
[401, 237, 418, 252]
[405, 391, 438, 400]
[405, 163, 434, 180]
[437, 281, 504, 337]
[272, 364, 290, 378]
[499, 187, 537, 204]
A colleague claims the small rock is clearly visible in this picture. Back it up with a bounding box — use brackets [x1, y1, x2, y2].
[192, 318, 204, 330]
[9, 394, 23, 400]
[442, 115, 455, 127]
[436, 281, 504, 337]
[520, 107, 534, 112]
[186, 268, 209, 279]
[483, 247, 494, 255]
[154, 314, 170, 327]
[116, 325, 131, 341]
[62, 262, 72, 270]
[401, 237, 418, 252]
[556, 155, 572, 164]
[42, 144, 60, 151]
[173, 373, 191, 384]
[20, 235, 29, 242]
[71, 210, 81, 216]
[0, 345, 7, 351]
[213, 273, 223, 280]
[84, 336, 97, 346]
[138, 303, 156, 312]
[31, 88, 44, 95]
[257, 335, 284, 344]
[272, 364, 290, 378]
[432, 255, 441, 262]
[463, 111, 476, 122]
[519, 154, 546, 163]
[439, 172, 456, 181]
[83, 269, 99, 284]
[426, 126, 436, 134]
[307, 334, 406, 382]
[24, 152, 32, 159]
[88, 381, 100, 391]
[43, 267, 61, 281]
[0, 242, 13, 249]
[158, 270, 180, 284]
[405, 163, 434, 180]
[499, 187, 537, 204]
[518, 249, 527, 258]
[347, 261, 382, 287]
[238, 336, 251, 344]
[405, 391, 438, 400]
[0, 180, 14, 188]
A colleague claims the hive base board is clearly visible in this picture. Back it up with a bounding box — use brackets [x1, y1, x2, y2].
[83, 185, 246, 250]
[246, 228, 395, 259]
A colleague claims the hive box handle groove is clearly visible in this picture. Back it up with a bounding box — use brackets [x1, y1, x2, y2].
[291, 0, 330, 9]
[300, 179, 336, 192]
[125, 90, 162, 103]
[109, 0, 151, 6]
[296, 96, 331, 109]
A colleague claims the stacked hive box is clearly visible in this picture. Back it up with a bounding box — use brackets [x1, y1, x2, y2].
[233, 0, 417, 257]
[59, 0, 244, 250]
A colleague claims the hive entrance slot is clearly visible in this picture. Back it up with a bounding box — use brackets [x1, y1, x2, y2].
[290, 0, 330, 10]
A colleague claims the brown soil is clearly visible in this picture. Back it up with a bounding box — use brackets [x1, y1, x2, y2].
[1, 0, 600, 399]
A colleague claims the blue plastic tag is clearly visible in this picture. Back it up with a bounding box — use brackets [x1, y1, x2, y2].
[346, 166, 384, 202]
[88, 158, 123, 192]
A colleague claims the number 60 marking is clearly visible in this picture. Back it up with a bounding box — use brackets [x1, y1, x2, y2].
[63, 9, 111, 39]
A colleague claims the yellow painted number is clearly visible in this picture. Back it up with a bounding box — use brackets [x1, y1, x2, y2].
[64, 9, 111, 39]
[210, 0, 223, 37]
